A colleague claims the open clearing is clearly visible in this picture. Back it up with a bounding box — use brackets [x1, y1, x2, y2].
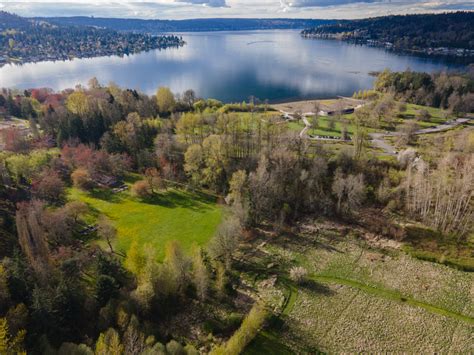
[69, 186, 223, 259]
[242, 220, 474, 353]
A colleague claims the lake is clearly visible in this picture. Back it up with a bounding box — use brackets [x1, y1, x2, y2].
[0, 30, 464, 103]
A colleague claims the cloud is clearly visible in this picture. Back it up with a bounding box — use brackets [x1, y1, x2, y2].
[0, 0, 471, 19]
[175, 0, 228, 7]
[281, 0, 382, 7]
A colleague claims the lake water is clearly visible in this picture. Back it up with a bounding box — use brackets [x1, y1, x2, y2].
[0, 30, 464, 103]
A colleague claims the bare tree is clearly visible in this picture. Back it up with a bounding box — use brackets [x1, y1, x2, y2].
[98, 216, 124, 257]
[208, 217, 240, 270]
[405, 153, 473, 237]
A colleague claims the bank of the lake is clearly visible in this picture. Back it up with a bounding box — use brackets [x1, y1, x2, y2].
[0, 30, 465, 103]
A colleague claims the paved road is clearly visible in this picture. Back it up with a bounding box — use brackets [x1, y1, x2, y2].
[369, 118, 472, 156]
[280, 109, 471, 154]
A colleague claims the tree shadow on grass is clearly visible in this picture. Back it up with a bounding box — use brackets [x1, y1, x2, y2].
[301, 279, 335, 296]
[88, 188, 124, 203]
[270, 231, 344, 255]
[140, 190, 216, 212]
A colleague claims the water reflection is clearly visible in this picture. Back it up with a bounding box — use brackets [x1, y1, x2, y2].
[0, 30, 462, 102]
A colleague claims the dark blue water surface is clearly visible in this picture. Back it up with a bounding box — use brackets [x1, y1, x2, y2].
[0, 30, 464, 102]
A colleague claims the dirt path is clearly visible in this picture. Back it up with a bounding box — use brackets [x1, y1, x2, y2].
[369, 132, 397, 156]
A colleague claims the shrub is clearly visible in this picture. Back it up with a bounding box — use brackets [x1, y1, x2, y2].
[289, 266, 308, 284]
[166, 340, 186, 355]
[131, 180, 152, 199]
[71, 168, 94, 190]
[397, 148, 417, 168]
[416, 109, 431, 122]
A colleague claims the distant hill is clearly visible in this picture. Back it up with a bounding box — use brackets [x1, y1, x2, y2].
[0, 11, 184, 67]
[301, 12, 474, 56]
[0, 11, 38, 31]
[35, 17, 333, 33]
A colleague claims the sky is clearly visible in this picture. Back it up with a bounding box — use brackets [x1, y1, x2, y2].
[0, 0, 473, 19]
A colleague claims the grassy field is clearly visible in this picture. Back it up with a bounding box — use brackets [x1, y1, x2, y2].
[242, 220, 474, 353]
[69, 184, 223, 259]
[287, 117, 356, 138]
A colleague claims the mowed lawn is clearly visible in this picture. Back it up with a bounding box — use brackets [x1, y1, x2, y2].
[287, 117, 356, 138]
[69, 187, 223, 260]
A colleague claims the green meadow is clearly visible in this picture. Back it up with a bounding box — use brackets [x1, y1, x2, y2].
[69, 184, 223, 260]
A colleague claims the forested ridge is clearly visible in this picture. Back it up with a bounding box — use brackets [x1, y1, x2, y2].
[36, 17, 333, 33]
[302, 12, 474, 55]
[0, 11, 184, 67]
[0, 70, 472, 352]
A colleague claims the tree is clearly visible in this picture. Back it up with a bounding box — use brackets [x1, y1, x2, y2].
[309, 115, 319, 135]
[332, 170, 366, 216]
[15, 201, 52, 282]
[164, 241, 190, 297]
[416, 109, 431, 122]
[202, 135, 229, 191]
[144, 168, 163, 193]
[0, 266, 10, 313]
[156, 87, 176, 114]
[95, 328, 124, 355]
[2, 128, 29, 153]
[66, 91, 89, 116]
[0, 317, 26, 354]
[208, 217, 240, 270]
[289, 266, 308, 285]
[166, 340, 186, 355]
[131, 180, 153, 199]
[327, 116, 336, 131]
[182, 89, 196, 108]
[227, 170, 247, 205]
[64, 201, 88, 224]
[132, 247, 157, 313]
[98, 216, 122, 256]
[184, 144, 204, 186]
[32, 171, 66, 204]
[192, 248, 208, 301]
[404, 153, 473, 237]
[71, 168, 94, 190]
[96, 275, 119, 307]
[125, 241, 146, 276]
[397, 121, 419, 146]
[352, 124, 369, 160]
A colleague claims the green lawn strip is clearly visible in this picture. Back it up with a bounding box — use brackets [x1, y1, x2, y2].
[244, 280, 298, 355]
[69, 186, 223, 260]
[281, 282, 298, 317]
[311, 274, 474, 325]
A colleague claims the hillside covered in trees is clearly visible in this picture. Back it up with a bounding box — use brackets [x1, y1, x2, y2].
[0, 11, 184, 67]
[35, 17, 333, 33]
[0, 71, 472, 352]
[301, 12, 474, 57]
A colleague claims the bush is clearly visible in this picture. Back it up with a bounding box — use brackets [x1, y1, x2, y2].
[289, 266, 308, 284]
[166, 340, 186, 355]
[131, 180, 152, 199]
[397, 148, 417, 168]
[71, 168, 94, 190]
